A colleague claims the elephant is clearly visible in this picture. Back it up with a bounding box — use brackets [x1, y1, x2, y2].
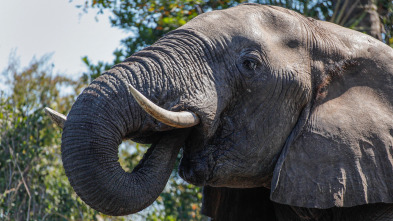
[45, 3, 393, 221]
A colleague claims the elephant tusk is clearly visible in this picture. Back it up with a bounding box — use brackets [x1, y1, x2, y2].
[44, 107, 66, 129]
[127, 84, 200, 128]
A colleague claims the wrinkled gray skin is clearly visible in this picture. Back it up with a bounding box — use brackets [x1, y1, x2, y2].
[60, 3, 393, 220]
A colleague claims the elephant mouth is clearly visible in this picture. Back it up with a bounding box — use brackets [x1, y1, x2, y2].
[178, 114, 235, 186]
[179, 148, 215, 186]
[179, 127, 223, 186]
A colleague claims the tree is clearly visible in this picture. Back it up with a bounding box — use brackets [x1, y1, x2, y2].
[0, 55, 96, 220]
[329, 0, 393, 42]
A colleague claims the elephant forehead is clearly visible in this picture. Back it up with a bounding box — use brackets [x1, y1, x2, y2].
[180, 5, 269, 40]
[179, 5, 308, 66]
[183, 5, 301, 38]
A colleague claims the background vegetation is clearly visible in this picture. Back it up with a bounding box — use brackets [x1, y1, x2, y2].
[1, 0, 392, 220]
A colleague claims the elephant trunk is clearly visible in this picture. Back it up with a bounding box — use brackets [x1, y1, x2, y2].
[60, 30, 212, 215]
[61, 59, 187, 215]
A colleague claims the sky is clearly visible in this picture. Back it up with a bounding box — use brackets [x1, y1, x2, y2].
[0, 0, 129, 83]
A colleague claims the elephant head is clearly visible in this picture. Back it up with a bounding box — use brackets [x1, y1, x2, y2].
[46, 3, 393, 217]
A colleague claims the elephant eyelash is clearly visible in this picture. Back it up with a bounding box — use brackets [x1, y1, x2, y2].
[239, 50, 262, 72]
[242, 59, 258, 70]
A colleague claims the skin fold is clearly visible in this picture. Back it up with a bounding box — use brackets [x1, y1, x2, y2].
[50, 3, 393, 220]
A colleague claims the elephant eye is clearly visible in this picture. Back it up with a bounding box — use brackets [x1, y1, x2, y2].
[238, 50, 262, 76]
[242, 59, 258, 71]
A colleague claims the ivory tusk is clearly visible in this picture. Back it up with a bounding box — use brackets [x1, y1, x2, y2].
[127, 84, 200, 128]
[44, 107, 66, 129]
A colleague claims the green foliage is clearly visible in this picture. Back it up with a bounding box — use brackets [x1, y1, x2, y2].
[378, 0, 393, 46]
[148, 177, 204, 221]
[0, 55, 95, 220]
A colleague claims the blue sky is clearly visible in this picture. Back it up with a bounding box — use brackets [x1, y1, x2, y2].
[0, 0, 129, 82]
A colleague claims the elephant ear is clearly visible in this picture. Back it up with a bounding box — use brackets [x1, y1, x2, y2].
[271, 54, 393, 208]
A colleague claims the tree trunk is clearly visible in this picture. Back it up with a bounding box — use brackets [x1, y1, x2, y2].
[331, 0, 383, 41]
